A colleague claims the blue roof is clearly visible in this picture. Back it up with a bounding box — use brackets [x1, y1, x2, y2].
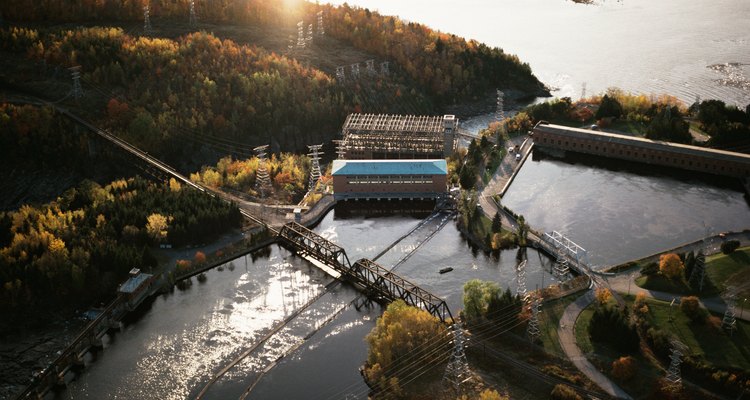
[332, 159, 448, 176]
[118, 273, 153, 293]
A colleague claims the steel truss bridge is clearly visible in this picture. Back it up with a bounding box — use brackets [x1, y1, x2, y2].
[278, 222, 453, 322]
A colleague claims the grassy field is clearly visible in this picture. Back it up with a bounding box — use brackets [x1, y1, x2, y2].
[538, 296, 577, 357]
[635, 247, 750, 299]
[706, 247, 750, 300]
[643, 297, 750, 372]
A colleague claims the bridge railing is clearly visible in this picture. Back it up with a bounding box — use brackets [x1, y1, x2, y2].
[278, 222, 351, 270]
[351, 258, 452, 322]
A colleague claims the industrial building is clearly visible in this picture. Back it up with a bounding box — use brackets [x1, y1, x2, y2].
[339, 114, 457, 159]
[331, 159, 448, 200]
[533, 122, 750, 178]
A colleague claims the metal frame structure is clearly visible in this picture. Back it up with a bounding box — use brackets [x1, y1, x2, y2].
[307, 144, 323, 191]
[277, 222, 453, 322]
[351, 259, 453, 322]
[69, 66, 84, 100]
[143, 4, 152, 34]
[542, 231, 589, 269]
[278, 222, 351, 270]
[341, 113, 457, 158]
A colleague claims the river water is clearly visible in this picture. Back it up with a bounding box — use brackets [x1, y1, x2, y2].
[327, 0, 750, 107]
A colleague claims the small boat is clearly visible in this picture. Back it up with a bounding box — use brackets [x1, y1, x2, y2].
[439, 267, 454, 274]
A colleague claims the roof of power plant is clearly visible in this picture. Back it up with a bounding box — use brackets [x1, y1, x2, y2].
[332, 159, 448, 176]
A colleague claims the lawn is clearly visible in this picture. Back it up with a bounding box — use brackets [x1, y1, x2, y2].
[706, 247, 750, 299]
[643, 297, 750, 372]
[538, 296, 577, 357]
[635, 274, 692, 295]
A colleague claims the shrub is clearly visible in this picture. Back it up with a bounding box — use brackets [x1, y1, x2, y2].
[611, 356, 637, 381]
[551, 384, 582, 400]
[659, 253, 685, 280]
[588, 305, 639, 353]
[680, 296, 708, 324]
[641, 262, 658, 275]
[595, 288, 612, 306]
[721, 240, 740, 254]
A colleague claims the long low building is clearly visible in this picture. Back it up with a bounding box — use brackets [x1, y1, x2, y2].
[533, 122, 750, 178]
[332, 159, 448, 200]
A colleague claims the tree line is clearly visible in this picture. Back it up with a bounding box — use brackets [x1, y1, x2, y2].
[0, 176, 242, 323]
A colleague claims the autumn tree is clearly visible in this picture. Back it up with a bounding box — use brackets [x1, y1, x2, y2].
[551, 384, 582, 400]
[146, 213, 169, 242]
[680, 296, 708, 324]
[194, 251, 207, 264]
[611, 356, 637, 381]
[364, 300, 448, 396]
[595, 287, 612, 306]
[659, 253, 685, 280]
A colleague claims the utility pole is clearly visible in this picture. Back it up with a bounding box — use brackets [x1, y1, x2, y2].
[665, 339, 687, 391]
[189, 0, 197, 27]
[335, 66, 345, 83]
[307, 144, 323, 191]
[296, 21, 306, 48]
[581, 82, 587, 100]
[254, 145, 271, 198]
[442, 323, 471, 396]
[526, 293, 541, 343]
[495, 89, 505, 123]
[350, 63, 360, 80]
[306, 23, 314, 45]
[332, 139, 346, 159]
[143, 4, 153, 35]
[379, 61, 389, 76]
[722, 288, 738, 335]
[316, 11, 325, 36]
[69, 66, 84, 100]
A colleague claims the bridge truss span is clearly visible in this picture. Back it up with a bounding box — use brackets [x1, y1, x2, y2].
[542, 230, 590, 270]
[351, 258, 452, 323]
[278, 222, 351, 270]
[277, 222, 453, 322]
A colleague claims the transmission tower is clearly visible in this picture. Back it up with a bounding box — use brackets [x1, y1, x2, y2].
[316, 11, 325, 36]
[69, 66, 84, 100]
[189, 0, 197, 27]
[296, 21, 306, 48]
[254, 145, 271, 198]
[380, 61, 389, 76]
[688, 251, 706, 292]
[581, 82, 587, 100]
[442, 323, 471, 396]
[306, 23, 314, 44]
[665, 339, 687, 391]
[722, 288, 738, 334]
[495, 89, 505, 123]
[287, 34, 295, 53]
[350, 63, 360, 79]
[526, 294, 541, 342]
[365, 59, 377, 76]
[335, 66, 345, 82]
[553, 258, 570, 279]
[332, 139, 346, 159]
[516, 259, 529, 302]
[143, 4, 152, 34]
[307, 144, 323, 191]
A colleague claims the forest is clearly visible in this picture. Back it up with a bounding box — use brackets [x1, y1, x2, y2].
[0, 176, 242, 324]
[190, 153, 313, 203]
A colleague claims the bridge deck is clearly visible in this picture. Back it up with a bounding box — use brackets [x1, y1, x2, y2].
[277, 222, 452, 322]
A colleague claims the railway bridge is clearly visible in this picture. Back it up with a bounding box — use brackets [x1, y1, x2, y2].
[278, 222, 453, 322]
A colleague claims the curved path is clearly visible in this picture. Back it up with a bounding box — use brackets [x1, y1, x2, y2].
[558, 290, 633, 399]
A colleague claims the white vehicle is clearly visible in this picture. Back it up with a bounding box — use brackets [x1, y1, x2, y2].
[515, 153, 522, 161]
[508, 146, 515, 153]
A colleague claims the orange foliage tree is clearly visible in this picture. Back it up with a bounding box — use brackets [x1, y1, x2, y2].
[659, 253, 684, 280]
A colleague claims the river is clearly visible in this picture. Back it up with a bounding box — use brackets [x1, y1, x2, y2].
[327, 0, 750, 107]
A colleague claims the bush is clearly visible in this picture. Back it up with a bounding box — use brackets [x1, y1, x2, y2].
[588, 305, 639, 353]
[721, 240, 740, 254]
[680, 296, 708, 324]
[641, 262, 658, 275]
[551, 384, 582, 400]
[611, 356, 637, 381]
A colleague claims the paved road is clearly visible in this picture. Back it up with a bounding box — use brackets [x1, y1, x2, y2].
[478, 135, 530, 230]
[558, 290, 634, 399]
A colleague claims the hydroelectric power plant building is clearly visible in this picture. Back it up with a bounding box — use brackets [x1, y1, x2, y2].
[339, 113, 458, 159]
[332, 159, 448, 200]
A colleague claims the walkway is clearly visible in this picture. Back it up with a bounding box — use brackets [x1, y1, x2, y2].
[478, 134, 531, 229]
[558, 290, 633, 399]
